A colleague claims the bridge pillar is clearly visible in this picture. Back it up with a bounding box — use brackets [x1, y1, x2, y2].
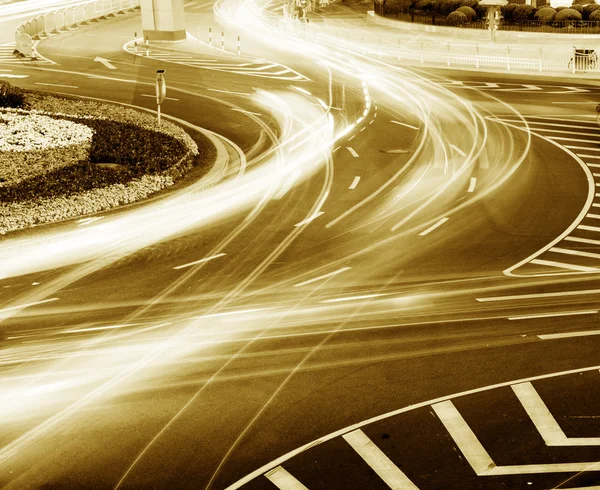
[140, 0, 186, 42]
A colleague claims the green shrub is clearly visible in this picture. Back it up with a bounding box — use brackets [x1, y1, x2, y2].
[436, 0, 462, 15]
[555, 7, 583, 19]
[500, 2, 519, 19]
[589, 7, 600, 18]
[572, 0, 590, 5]
[460, 0, 477, 7]
[534, 6, 556, 23]
[570, 4, 584, 12]
[446, 9, 467, 23]
[0, 82, 25, 109]
[456, 5, 476, 19]
[583, 3, 600, 18]
[386, 0, 412, 13]
[512, 3, 535, 21]
[415, 0, 434, 9]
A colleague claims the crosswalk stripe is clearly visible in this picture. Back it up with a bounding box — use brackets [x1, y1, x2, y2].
[531, 258, 598, 272]
[581, 157, 600, 162]
[537, 128, 600, 137]
[565, 236, 600, 245]
[550, 246, 600, 260]
[565, 146, 600, 151]
[551, 136, 600, 144]
[343, 429, 419, 489]
[578, 224, 600, 232]
[587, 213, 600, 218]
[519, 121, 600, 131]
[265, 467, 308, 490]
[512, 382, 600, 445]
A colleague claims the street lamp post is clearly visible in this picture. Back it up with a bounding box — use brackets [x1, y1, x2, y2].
[156, 69, 166, 126]
[479, 0, 507, 44]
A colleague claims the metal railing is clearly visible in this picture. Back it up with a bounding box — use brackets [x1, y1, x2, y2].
[14, 0, 140, 58]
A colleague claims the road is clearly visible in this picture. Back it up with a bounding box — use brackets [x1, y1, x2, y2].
[0, 1, 599, 489]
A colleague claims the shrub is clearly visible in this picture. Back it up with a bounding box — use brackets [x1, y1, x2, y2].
[555, 5, 569, 10]
[512, 3, 535, 21]
[572, 0, 589, 4]
[446, 9, 467, 23]
[436, 0, 462, 15]
[534, 6, 556, 23]
[555, 7, 583, 19]
[0, 82, 25, 109]
[415, 0, 434, 9]
[589, 7, 600, 18]
[500, 2, 519, 19]
[460, 0, 477, 7]
[386, 0, 412, 13]
[456, 5, 476, 19]
[583, 3, 600, 18]
[570, 4, 584, 12]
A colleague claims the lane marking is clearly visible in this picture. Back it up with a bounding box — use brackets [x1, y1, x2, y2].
[0, 74, 28, 78]
[477, 288, 600, 302]
[432, 401, 495, 474]
[294, 211, 324, 228]
[418, 217, 449, 236]
[346, 147, 359, 157]
[207, 88, 251, 96]
[390, 120, 418, 130]
[343, 430, 419, 489]
[530, 258, 598, 273]
[349, 176, 360, 190]
[321, 293, 387, 304]
[550, 137, 600, 144]
[565, 236, 600, 246]
[587, 212, 600, 218]
[539, 329, 600, 340]
[293, 267, 351, 287]
[582, 158, 600, 162]
[512, 382, 600, 445]
[578, 224, 600, 232]
[93, 56, 116, 70]
[467, 177, 477, 193]
[35, 82, 78, 89]
[173, 253, 226, 270]
[449, 144, 466, 157]
[0, 298, 59, 314]
[565, 145, 600, 152]
[140, 94, 179, 101]
[231, 108, 262, 116]
[551, 246, 600, 260]
[61, 323, 138, 334]
[225, 364, 600, 490]
[434, 400, 600, 476]
[265, 467, 308, 490]
[508, 310, 597, 321]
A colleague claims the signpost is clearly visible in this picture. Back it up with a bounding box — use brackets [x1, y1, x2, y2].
[156, 69, 166, 125]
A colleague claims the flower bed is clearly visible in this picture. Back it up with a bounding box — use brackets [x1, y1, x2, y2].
[0, 88, 215, 235]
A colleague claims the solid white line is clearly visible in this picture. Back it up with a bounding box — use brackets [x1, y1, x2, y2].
[531, 258, 598, 272]
[173, 253, 226, 270]
[346, 147, 359, 157]
[294, 211, 324, 228]
[432, 401, 495, 474]
[508, 310, 597, 321]
[35, 82, 78, 89]
[512, 382, 566, 445]
[467, 177, 477, 193]
[390, 120, 418, 130]
[551, 246, 600, 259]
[0, 298, 59, 314]
[477, 288, 600, 302]
[450, 144, 466, 157]
[418, 217, 449, 236]
[293, 267, 351, 287]
[343, 430, 419, 489]
[349, 176, 361, 190]
[578, 224, 600, 233]
[565, 236, 600, 245]
[539, 329, 600, 340]
[264, 467, 308, 490]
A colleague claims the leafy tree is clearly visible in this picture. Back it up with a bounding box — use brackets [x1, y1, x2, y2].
[512, 3, 535, 21]
[436, 0, 462, 15]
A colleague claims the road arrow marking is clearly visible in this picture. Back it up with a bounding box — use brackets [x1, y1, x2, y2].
[94, 56, 116, 69]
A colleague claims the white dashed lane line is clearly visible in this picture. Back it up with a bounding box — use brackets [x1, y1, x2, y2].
[346, 147, 359, 157]
[418, 217, 449, 236]
[349, 176, 360, 190]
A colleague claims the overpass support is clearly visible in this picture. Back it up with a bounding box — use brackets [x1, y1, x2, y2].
[141, 0, 186, 42]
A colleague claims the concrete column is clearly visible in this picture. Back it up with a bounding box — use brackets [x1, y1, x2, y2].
[141, 0, 186, 41]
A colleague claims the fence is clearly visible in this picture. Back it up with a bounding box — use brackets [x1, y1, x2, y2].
[378, 9, 600, 34]
[14, 0, 140, 58]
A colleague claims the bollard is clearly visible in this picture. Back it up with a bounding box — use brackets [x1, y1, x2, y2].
[209, 27, 212, 46]
[447, 42, 450, 66]
[145, 35, 149, 56]
[506, 46, 510, 71]
[420, 41, 424, 64]
[572, 46, 576, 74]
[237, 35, 240, 56]
[475, 44, 479, 69]
[221, 31, 224, 50]
[539, 47, 543, 72]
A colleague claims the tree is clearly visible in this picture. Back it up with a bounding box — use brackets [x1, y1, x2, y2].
[583, 3, 600, 19]
[590, 8, 600, 19]
[512, 4, 535, 21]
[500, 3, 519, 20]
[456, 5, 476, 19]
[446, 9, 467, 23]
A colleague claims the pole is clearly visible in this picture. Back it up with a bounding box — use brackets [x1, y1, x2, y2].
[572, 46, 576, 74]
[237, 35, 240, 55]
[209, 27, 212, 46]
[145, 35, 149, 56]
[221, 31, 224, 50]
[475, 44, 479, 68]
[539, 47, 543, 72]
[507, 45, 510, 70]
[157, 103, 161, 126]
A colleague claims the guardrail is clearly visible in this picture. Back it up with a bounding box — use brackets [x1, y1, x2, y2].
[14, 0, 140, 59]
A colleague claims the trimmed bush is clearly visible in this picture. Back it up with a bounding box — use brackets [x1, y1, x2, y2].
[555, 7, 583, 19]
[386, 0, 412, 13]
[512, 3, 535, 21]
[459, 0, 477, 8]
[534, 6, 557, 23]
[0, 82, 25, 109]
[446, 9, 467, 23]
[589, 7, 600, 18]
[572, 0, 589, 5]
[583, 3, 600, 18]
[570, 4, 584, 13]
[555, 5, 569, 10]
[456, 5, 476, 19]
[500, 3, 519, 19]
[436, 0, 462, 15]
[414, 0, 434, 9]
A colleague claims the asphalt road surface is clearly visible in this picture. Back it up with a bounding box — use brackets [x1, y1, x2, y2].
[0, 2, 599, 489]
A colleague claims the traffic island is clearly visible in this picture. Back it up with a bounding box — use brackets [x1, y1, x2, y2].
[0, 82, 216, 235]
